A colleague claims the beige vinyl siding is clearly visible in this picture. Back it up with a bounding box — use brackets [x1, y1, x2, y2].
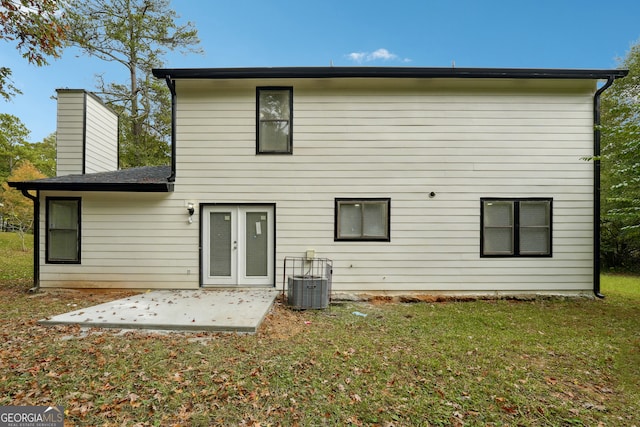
[38, 191, 199, 289]
[40, 77, 597, 294]
[84, 94, 118, 173]
[173, 78, 596, 294]
[55, 89, 118, 177]
[55, 90, 85, 176]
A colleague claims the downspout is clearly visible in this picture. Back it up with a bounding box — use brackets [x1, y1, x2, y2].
[165, 76, 177, 182]
[21, 189, 40, 292]
[593, 76, 616, 299]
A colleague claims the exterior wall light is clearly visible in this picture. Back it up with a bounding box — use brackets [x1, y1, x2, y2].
[187, 202, 195, 224]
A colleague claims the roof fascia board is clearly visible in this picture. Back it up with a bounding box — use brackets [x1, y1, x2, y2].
[152, 67, 628, 81]
[8, 182, 174, 193]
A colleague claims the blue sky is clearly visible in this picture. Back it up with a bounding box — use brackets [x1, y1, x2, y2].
[1, 0, 640, 143]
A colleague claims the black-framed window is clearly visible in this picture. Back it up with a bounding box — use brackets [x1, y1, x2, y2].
[481, 198, 552, 257]
[335, 198, 390, 241]
[46, 197, 81, 263]
[257, 87, 292, 154]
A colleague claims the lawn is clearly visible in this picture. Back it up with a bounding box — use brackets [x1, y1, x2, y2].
[0, 231, 33, 288]
[0, 232, 639, 426]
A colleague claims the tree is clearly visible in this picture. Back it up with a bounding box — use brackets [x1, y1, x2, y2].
[102, 75, 172, 167]
[600, 42, 640, 271]
[26, 133, 56, 177]
[0, 160, 44, 250]
[0, 0, 65, 100]
[62, 0, 201, 167]
[0, 113, 30, 181]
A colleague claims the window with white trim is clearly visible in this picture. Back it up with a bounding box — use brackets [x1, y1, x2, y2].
[335, 198, 390, 241]
[481, 198, 552, 257]
[46, 197, 81, 263]
[257, 87, 292, 154]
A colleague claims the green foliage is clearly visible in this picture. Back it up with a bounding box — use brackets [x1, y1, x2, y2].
[26, 133, 56, 177]
[0, 0, 66, 100]
[600, 42, 640, 271]
[1, 117, 55, 246]
[62, 0, 201, 167]
[0, 160, 45, 249]
[107, 77, 172, 167]
[0, 113, 30, 181]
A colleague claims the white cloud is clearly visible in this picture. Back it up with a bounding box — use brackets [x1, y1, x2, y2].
[347, 52, 367, 62]
[369, 48, 397, 61]
[345, 48, 410, 64]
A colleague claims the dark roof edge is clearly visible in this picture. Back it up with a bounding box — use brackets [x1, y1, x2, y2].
[8, 181, 174, 193]
[152, 66, 629, 81]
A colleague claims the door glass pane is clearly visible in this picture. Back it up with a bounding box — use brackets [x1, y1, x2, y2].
[339, 203, 362, 237]
[210, 212, 232, 276]
[363, 203, 386, 237]
[245, 212, 267, 276]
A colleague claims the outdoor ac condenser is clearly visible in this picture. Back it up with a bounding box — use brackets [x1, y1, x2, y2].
[283, 257, 332, 310]
[287, 276, 329, 309]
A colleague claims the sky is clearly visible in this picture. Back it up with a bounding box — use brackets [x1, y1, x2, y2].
[1, 0, 640, 143]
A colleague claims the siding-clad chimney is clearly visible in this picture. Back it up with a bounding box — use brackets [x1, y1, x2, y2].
[55, 89, 118, 176]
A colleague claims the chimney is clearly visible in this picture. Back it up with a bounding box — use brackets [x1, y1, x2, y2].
[55, 89, 118, 176]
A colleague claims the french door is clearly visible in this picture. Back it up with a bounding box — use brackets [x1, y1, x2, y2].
[202, 205, 274, 286]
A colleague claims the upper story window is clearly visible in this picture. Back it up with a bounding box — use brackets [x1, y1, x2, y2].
[46, 197, 81, 263]
[481, 198, 552, 257]
[335, 198, 391, 241]
[257, 87, 293, 154]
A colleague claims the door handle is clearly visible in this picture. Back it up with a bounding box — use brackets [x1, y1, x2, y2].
[233, 241, 237, 250]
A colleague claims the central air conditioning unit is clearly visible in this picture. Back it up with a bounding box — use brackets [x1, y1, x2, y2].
[283, 257, 333, 310]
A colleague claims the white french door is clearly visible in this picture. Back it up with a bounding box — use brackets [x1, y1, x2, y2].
[202, 205, 274, 286]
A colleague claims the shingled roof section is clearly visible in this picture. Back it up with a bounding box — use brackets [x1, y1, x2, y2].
[8, 165, 174, 192]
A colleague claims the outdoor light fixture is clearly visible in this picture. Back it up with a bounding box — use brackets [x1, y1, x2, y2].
[187, 202, 195, 224]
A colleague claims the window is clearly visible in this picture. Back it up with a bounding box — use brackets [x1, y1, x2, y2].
[257, 87, 292, 154]
[481, 198, 552, 257]
[335, 198, 390, 241]
[46, 197, 81, 263]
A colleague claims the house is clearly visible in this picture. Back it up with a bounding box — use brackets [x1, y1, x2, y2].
[10, 66, 628, 297]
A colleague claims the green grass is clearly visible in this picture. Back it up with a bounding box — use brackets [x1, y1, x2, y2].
[0, 231, 33, 288]
[0, 231, 639, 426]
[602, 273, 640, 296]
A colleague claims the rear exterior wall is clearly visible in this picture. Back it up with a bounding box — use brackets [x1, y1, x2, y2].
[38, 78, 597, 294]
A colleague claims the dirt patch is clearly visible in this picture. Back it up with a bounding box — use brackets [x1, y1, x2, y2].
[369, 295, 394, 304]
[258, 297, 316, 339]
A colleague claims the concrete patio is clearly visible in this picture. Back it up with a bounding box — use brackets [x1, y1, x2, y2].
[39, 289, 279, 333]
